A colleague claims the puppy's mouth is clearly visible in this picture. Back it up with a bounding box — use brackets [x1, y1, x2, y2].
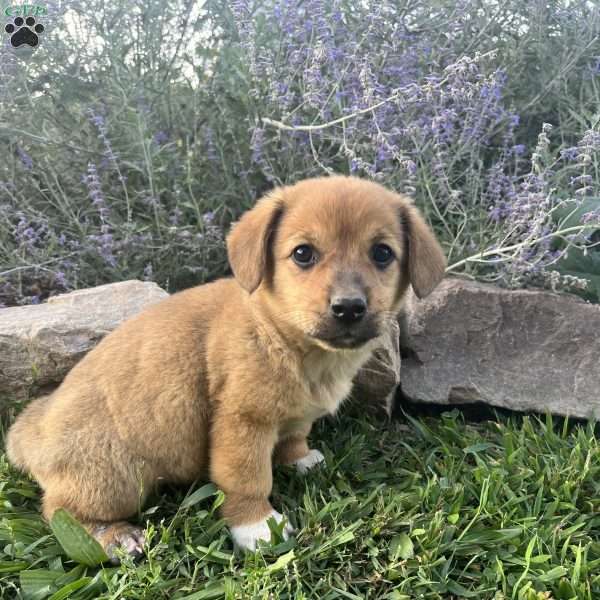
[311, 319, 379, 350]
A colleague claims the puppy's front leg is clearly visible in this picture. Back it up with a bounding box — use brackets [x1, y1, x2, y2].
[210, 412, 293, 551]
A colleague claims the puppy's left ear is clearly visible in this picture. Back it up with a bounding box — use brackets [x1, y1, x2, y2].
[227, 191, 284, 293]
[397, 198, 447, 299]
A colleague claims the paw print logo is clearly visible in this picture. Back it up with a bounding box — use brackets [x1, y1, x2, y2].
[4, 16, 44, 48]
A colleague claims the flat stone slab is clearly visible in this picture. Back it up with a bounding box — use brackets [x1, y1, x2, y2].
[401, 278, 600, 419]
[0, 280, 168, 402]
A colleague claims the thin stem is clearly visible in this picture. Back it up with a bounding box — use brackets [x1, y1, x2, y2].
[446, 224, 597, 272]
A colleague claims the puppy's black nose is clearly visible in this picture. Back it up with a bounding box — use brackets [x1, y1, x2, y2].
[330, 297, 367, 324]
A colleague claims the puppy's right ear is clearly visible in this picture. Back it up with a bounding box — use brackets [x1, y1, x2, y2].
[227, 191, 284, 293]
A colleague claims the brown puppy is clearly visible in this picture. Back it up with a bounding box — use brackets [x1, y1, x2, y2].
[6, 176, 446, 559]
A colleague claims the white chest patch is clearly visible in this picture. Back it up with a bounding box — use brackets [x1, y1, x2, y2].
[303, 341, 378, 416]
[278, 339, 381, 440]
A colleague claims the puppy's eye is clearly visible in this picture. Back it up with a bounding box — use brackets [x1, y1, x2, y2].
[371, 243, 394, 267]
[292, 244, 316, 268]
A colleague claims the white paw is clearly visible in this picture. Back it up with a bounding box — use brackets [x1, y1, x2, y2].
[230, 509, 294, 551]
[293, 449, 325, 474]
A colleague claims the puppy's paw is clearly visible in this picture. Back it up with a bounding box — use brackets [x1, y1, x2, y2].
[230, 509, 294, 551]
[91, 522, 146, 565]
[293, 448, 325, 474]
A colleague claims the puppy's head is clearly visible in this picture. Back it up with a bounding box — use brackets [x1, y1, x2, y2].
[227, 176, 446, 350]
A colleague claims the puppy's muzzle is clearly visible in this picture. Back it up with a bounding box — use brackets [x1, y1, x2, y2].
[312, 290, 378, 349]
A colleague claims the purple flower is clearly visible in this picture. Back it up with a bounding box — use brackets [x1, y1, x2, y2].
[88, 226, 117, 267]
[16, 146, 33, 169]
[560, 147, 579, 161]
[250, 126, 265, 165]
[88, 108, 120, 166]
[169, 207, 183, 225]
[580, 129, 600, 150]
[89, 113, 105, 129]
[153, 130, 169, 145]
[54, 271, 67, 288]
[405, 160, 417, 176]
[589, 57, 600, 76]
[250, 126, 275, 181]
[570, 174, 593, 186]
[85, 162, 109, 220]
[13, 215, 48, 250]
[582, 209, 600, 224]
[143, 195, 159, 208]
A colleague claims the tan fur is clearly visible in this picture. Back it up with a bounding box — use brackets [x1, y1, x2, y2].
[6, 175, 446, 555]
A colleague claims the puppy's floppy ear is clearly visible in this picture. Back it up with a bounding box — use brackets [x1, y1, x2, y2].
[227, 191, 284, 293]
[397, 198, 447, 299]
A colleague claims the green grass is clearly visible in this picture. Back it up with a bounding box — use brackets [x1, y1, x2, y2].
[1, 407, 599, 599]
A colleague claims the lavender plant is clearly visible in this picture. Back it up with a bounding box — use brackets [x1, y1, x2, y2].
[220, 0, 600, 297]
[1, 0, 599, 306]
[0, 0, 228, 306]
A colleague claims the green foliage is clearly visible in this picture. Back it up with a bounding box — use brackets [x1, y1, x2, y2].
[1, 0, 600, 303]
[1, 410, 599, 598]
[552, 198, 600, 302]
[49, 510, 108, 567]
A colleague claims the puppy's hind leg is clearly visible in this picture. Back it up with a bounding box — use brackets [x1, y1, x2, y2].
[41, 459, 152, 564]
[274, 428, 325, 475]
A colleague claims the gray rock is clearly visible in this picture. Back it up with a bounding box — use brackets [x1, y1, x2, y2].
[352, 321, 401, 416]
[0, 280, 168, 403]
[401, 278, 600, 419]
